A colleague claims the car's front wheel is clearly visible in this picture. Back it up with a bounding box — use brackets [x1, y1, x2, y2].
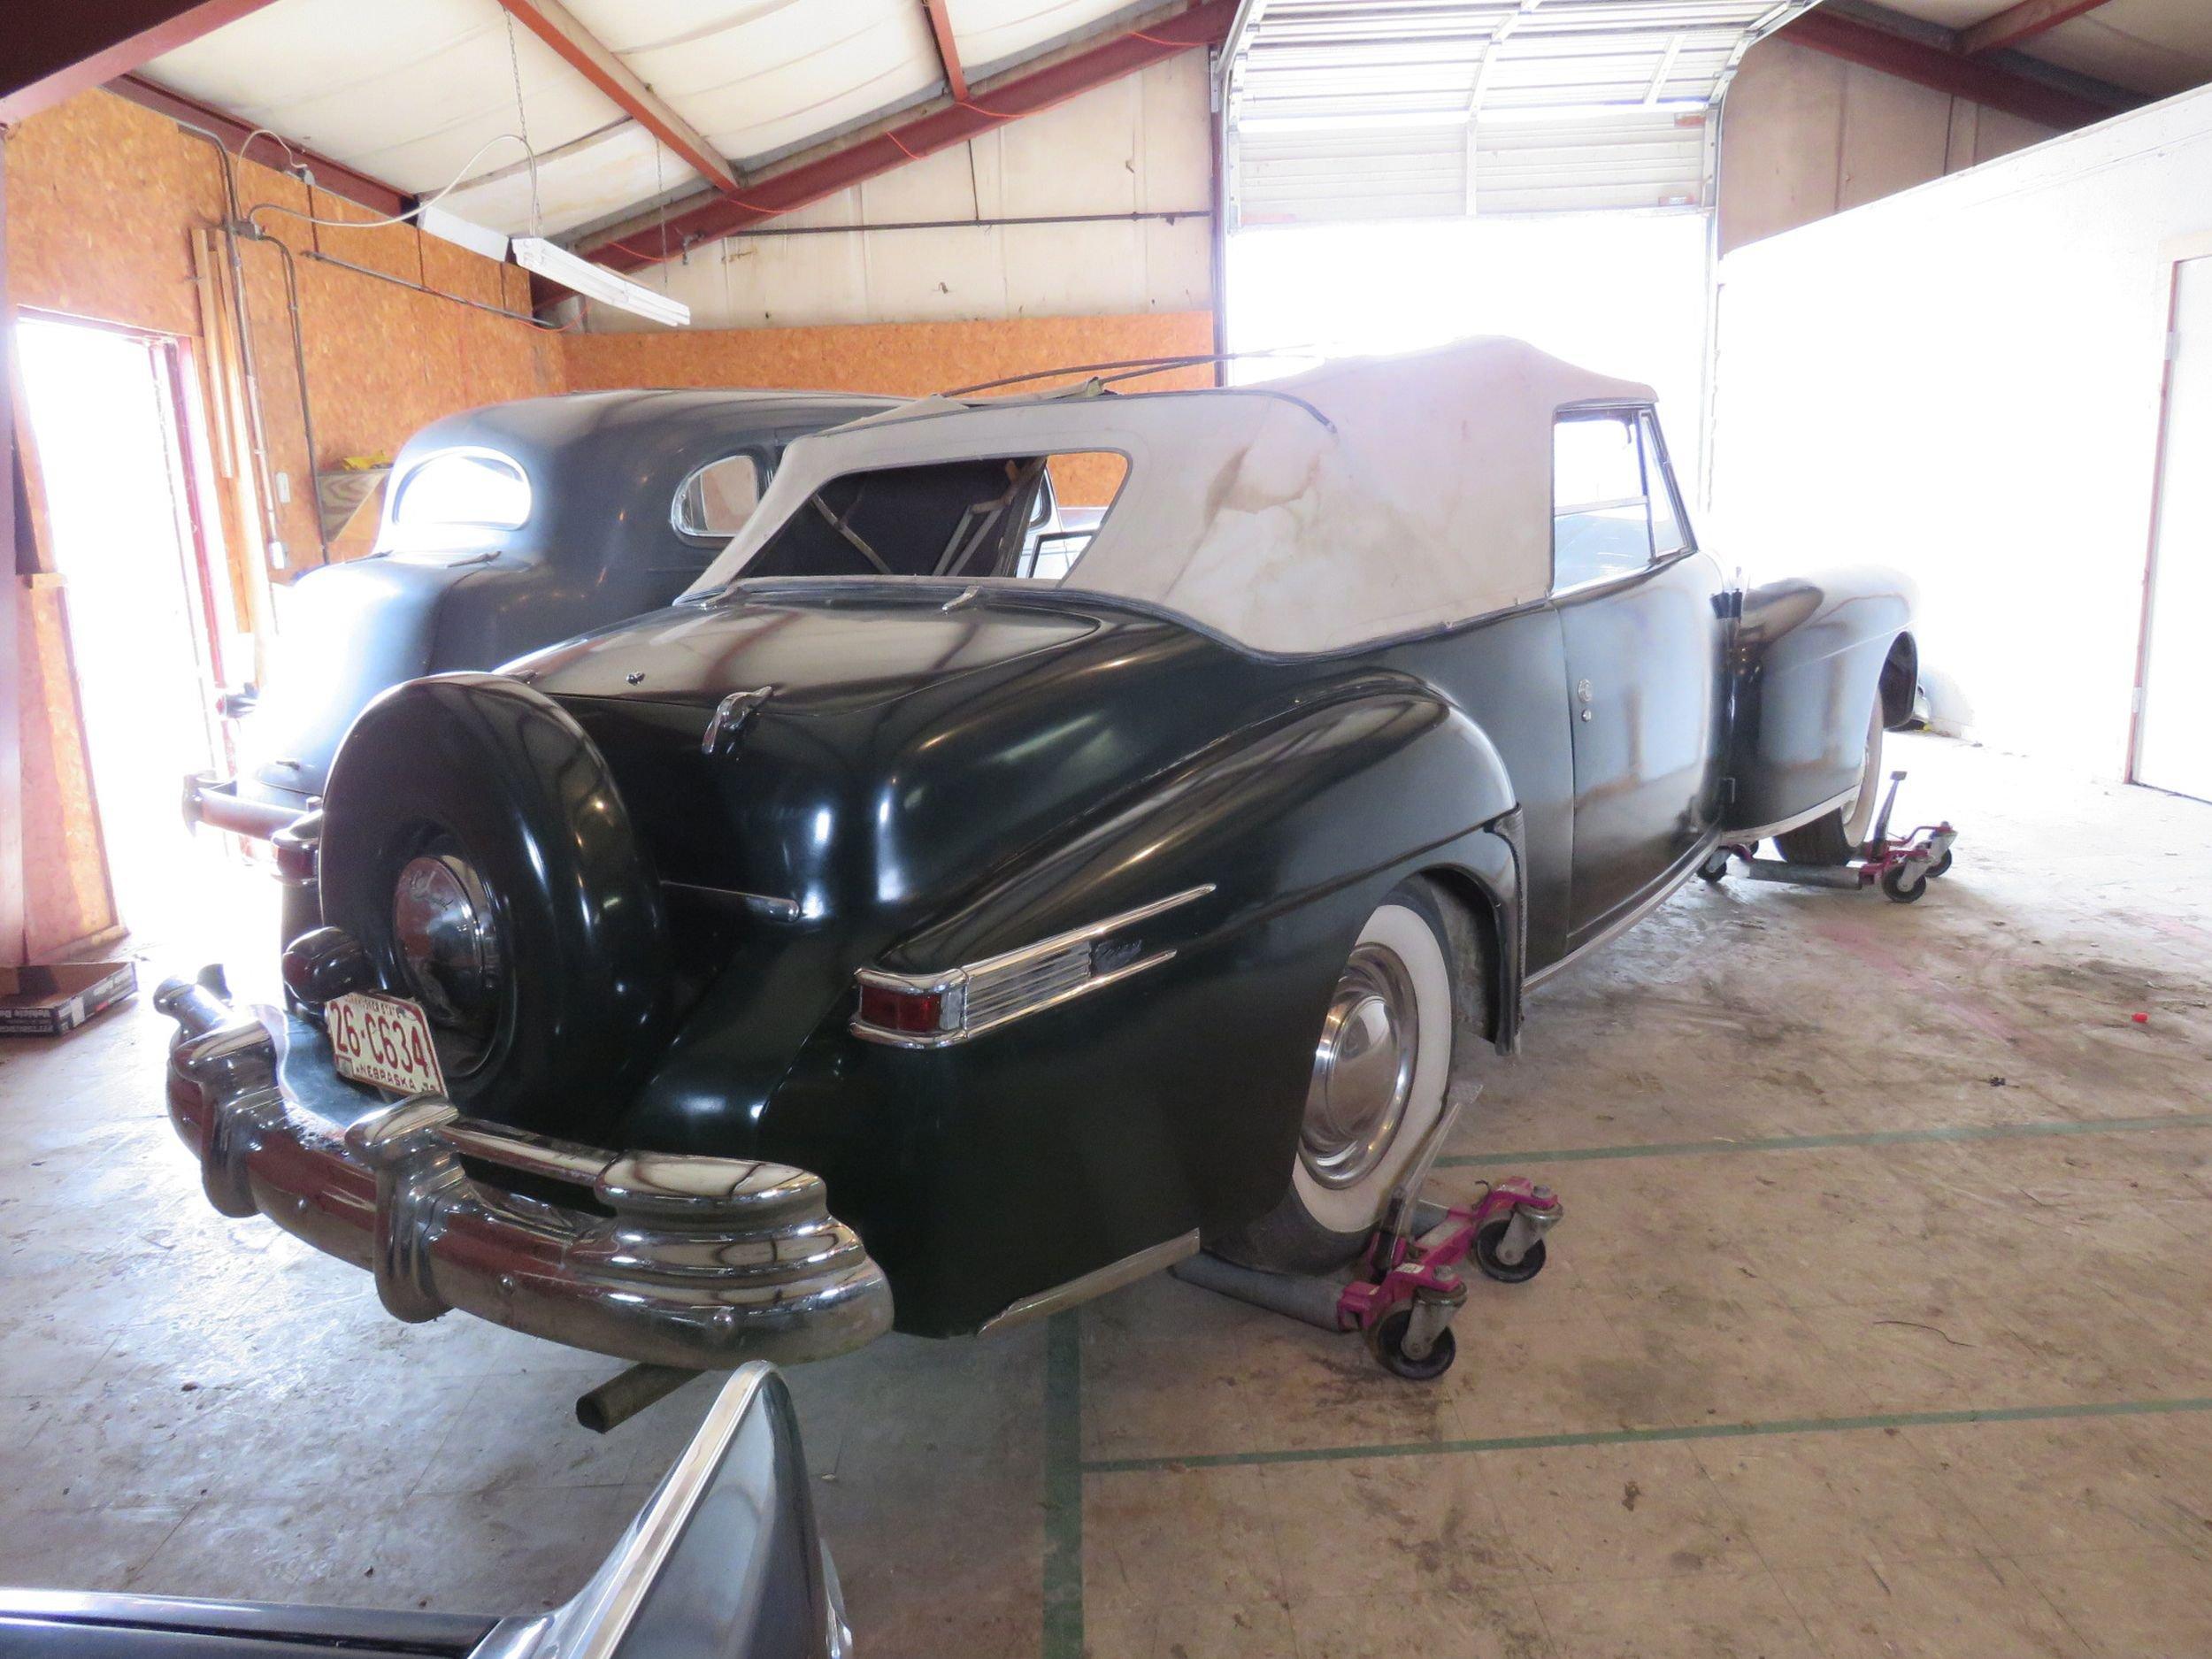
[1215, 878, 1465, 1274]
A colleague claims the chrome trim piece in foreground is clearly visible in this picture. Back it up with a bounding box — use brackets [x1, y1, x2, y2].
[979, 1228, 1202, 1335]
[492, 1364, 793, 1659]
[852, 882, 1215, 1048]
[156, 975, 892, 1370]
[486, 1363, 850, 1659]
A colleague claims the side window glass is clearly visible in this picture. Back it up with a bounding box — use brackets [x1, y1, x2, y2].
[1553, 414, 1650, 592]
[674, 454, 763, 539]
[1641, 411, 1689, 557]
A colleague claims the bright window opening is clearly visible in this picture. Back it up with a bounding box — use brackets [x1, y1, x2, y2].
[675, 454, 763, 539]
[386, 449, 531, 549]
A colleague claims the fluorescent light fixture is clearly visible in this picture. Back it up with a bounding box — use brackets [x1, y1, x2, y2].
[419, 205, 510, 264]
[511, 235, 690, 328]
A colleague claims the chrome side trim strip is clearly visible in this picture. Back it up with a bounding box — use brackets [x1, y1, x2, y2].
[852, 883, 1215, 1048]
[660, 880, 806, 923]
[979, 1228, 1202, 1335]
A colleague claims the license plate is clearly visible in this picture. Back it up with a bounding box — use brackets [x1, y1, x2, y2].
[328, 992, 448, 1097]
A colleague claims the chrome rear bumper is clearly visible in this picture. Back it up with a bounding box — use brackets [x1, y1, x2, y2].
[157, 973, 893, 1370]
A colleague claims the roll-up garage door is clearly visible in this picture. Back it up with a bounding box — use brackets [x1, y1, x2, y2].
[1225, 1, 1817, 225]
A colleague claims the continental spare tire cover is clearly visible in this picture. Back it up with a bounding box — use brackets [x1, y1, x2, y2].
[319, 672, 670, 1138]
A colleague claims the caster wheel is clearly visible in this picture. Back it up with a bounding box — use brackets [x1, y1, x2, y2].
[1473, 1216, 1547, 1283]
[1696, 850, 1732, 885]
[1370, 1307, 1456, 1381]
[1926, 849, 1954, 879]
[1880, 864, 1928, 903]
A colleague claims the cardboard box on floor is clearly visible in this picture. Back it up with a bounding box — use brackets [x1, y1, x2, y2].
[0, 961, 138, 1036]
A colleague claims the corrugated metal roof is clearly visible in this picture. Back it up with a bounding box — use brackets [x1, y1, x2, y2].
[138, 0, 1165, 239]
[1227, 0, 1814, 222]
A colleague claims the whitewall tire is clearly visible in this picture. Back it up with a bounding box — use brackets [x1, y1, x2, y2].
[1216, 878, 1465, 1273]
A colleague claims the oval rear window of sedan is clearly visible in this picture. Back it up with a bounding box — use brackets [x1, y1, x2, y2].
[674, 454, 763, 538]
[391, 449, 531, 530]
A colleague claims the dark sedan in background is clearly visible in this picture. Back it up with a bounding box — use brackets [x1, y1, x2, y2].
[185, 388, 898, 933]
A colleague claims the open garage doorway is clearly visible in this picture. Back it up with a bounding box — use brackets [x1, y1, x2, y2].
[15, 314, 240, 953]
[1225, 211, 1712, 488]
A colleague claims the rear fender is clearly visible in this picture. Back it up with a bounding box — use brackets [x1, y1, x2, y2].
[887, 673, 1520, 988]
[637, 677, 1525, 1334]
[1726, 570, 1916, 840]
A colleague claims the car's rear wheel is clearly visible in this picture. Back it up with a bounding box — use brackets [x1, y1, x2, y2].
[1774, 696, 1885, 865]
[1215, 878, 1464, 1274]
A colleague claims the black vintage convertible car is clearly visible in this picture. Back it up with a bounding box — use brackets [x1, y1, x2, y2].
[158, 339, 1914, 1369]
[186, 388, 896, 935]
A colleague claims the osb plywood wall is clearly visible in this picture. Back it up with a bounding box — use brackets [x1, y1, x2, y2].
[7, 88, 561, 579]
[4, 88, 557, 957]
[561, 311, 1216, 503]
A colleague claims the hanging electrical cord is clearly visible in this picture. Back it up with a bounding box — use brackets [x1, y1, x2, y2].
[237, 127, 302, 171]
[655, 138, 669, 266]
[504, 11, 544, 240]
[244, 131, 538, 233]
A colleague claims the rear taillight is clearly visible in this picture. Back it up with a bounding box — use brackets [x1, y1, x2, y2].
[854, 982, 951, 1035]
[855, 979, 959, 1039]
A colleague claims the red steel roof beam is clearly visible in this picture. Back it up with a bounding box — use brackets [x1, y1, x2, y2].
[1959, 0, 2115, 58]
[1781, 7, 2130, 130]
[581, 0, 1235, 272]
[923, 0, 972, 102]
[0, 0, 281, 125]
[495, 0, 742, 196]
[108, 73, 410, 217]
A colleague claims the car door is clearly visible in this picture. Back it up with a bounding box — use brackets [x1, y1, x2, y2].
[1552, 405, 1729, 948]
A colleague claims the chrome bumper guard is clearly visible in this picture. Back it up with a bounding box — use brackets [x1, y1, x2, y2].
[156, 973, 894, 1370]
[180, 771, 305, 842]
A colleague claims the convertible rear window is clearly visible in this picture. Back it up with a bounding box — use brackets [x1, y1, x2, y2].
[741, 451, 1129, 582]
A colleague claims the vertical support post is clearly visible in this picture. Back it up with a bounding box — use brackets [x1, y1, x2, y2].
[1208, 45, 1227, 381]
[1, 134, 27, 967]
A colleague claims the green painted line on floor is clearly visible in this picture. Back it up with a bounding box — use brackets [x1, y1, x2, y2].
[1041, 1309, 1086, 1659]
[1436, 1110, 2212, 1169]
[1080, 1394, 2212, 1477]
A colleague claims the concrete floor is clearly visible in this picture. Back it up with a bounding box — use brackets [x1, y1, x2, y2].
[4, 731, 2210, 1658]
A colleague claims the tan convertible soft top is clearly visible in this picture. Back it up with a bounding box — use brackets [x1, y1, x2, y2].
[685, 337, 1653, 655]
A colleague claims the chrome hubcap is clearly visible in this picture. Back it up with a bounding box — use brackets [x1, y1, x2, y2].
[392, 852, 503, 1060]
[1300, 942, 1417, 1190]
